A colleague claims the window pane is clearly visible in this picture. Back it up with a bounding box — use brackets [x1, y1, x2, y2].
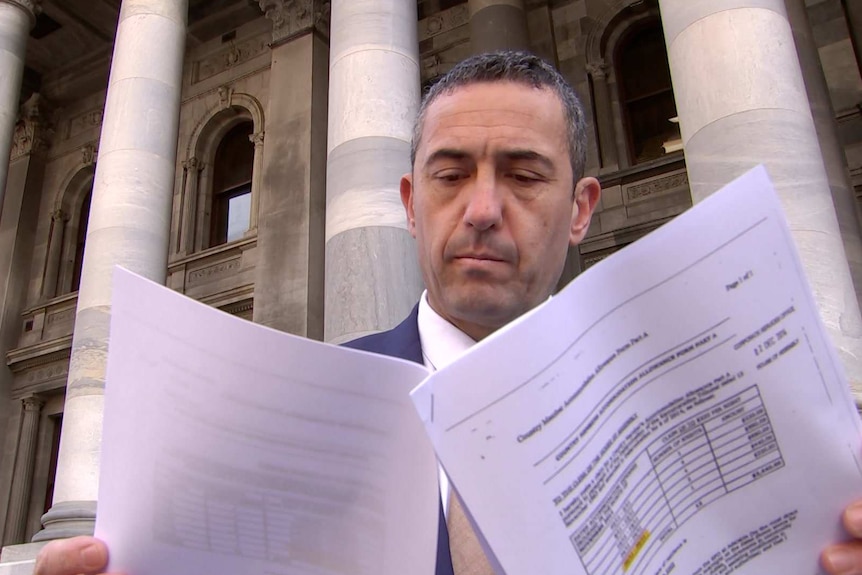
[619, 25, 672, 101]
[71, 191, 92, 292]
[626, 91, 679, 164]
[210, 120, 254, 248]
[616, 19, 680, 165]
[226, 190, 251, 243]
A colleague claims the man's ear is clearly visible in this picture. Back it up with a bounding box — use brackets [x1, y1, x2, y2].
[401, 173, 417, 238]
[570, 176, 601, 245]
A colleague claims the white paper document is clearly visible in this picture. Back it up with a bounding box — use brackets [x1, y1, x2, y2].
[96, 269, 439, 575]
[411, 166, 862, 575]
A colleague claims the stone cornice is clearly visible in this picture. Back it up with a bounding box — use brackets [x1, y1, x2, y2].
[6, 336, 72, 373]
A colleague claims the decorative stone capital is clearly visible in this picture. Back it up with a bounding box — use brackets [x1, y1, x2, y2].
[183, 156, 200, 171]
[259, 0, 330, 45]
[3, 0, 42, 27]
[51, 208, 68, 222]
[11, 93, 53, 160]
[586, 60, 608, 81]
[22, 395, 44, 412]
[249, 132, 265, 147]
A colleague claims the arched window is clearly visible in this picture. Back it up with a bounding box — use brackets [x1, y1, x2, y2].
[178, 93, 265, 256]
[616, 19, 680, 164]
[42, 166, 95, 299]
[209, 121, 254, 246]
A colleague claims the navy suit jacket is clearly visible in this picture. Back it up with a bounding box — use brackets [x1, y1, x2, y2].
[343, 305, 455, 575]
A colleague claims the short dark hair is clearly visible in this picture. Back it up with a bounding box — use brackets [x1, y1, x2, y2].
[411, 51, 588, 181]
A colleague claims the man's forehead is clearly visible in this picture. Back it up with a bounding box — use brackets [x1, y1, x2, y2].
[424, 81, 559, 117]
[416, 82, 567, 153]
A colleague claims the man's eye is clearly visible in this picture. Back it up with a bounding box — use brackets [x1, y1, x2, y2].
[510, 171, 542, 184]
[434, 171, 465, 183]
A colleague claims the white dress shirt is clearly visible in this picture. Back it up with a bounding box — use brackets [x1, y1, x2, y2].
[416, 290, 477, 516]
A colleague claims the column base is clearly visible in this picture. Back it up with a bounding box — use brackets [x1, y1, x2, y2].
[30, 501, 96, 542]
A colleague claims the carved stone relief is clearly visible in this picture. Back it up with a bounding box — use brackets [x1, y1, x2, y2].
[66, 108, 103, 140]
[625, 171, 689, 203]
[192, 34, 270, 84]
[187, 258, 242, 286]
[20, 360, 68, 389]
[418, 4, 469, 42]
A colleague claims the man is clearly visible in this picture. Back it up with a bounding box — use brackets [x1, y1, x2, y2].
[31, 52, 862, 575]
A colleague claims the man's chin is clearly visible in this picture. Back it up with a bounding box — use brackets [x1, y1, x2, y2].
[446, 292, 528, 333]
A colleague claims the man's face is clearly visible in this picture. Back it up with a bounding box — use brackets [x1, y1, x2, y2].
[401, 81, 600, 340]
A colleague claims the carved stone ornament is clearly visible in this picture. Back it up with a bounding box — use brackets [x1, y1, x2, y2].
[81, 142, 97, 167]
[586, 61, 608, 81]
[249, 132, 264, 147]
[22, 395, 44, 412]
[183, 156, 200, 171]
[11, 93, 53, 160]
[50, 208, 68, 223]
[218, 85, 234, 109]
[259, 0, 329, 44]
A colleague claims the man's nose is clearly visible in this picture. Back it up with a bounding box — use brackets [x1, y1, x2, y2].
[463, 170, 503, 231]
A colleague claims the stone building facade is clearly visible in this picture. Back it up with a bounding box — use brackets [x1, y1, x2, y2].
[0, 0, 860, 569]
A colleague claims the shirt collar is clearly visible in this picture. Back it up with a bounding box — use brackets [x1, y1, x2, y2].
[417, 291, 477, 371]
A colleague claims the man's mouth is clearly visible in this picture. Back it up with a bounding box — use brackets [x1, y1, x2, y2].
[454, 253, 506, 262]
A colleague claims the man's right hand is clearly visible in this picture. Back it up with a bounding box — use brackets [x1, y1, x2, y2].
[33, 536, 117, 575]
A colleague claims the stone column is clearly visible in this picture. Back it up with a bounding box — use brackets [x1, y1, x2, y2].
[178, 156, 200, 256]
[786, 0, 862, 305]
[0, 0, 38, 221]
[3, 396, 43, 545]
[587, 60, 619, 171]
[660, 0, 862, 399]
[0, 94, 49, 548]
[40, 209, 68, 299]
[34, 0, 187, 541]
[247, 132, 264, 232]
[842, 0, 862, 77]
[468, 0, 529, 54]
[324, 0, 424, 343]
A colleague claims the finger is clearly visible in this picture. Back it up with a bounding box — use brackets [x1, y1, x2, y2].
[34, 536, 109, 575]
[845, 501, 862, 538]
[822, 542, 862, 575]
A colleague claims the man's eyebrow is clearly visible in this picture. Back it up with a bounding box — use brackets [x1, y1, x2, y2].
[499, 149, 555, 171]
[425, 148, 469, 165]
